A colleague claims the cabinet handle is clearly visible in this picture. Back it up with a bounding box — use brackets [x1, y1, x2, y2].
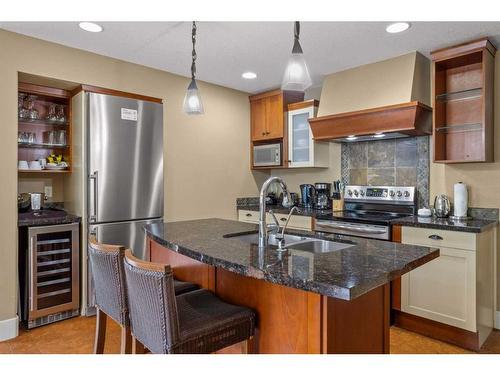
[280, 217, 287, 222]
[246, 213, 252, 217]
[428, 234, 443, 240]
[266, 131, 270, 135]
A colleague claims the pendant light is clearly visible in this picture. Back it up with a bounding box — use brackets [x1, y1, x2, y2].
[281, 21, 312, 92]
[183, 21, 204, 115]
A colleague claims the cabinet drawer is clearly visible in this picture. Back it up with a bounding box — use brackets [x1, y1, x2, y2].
[238, 210, 259, 224]
[401, 245, 476, 332]
[237, 210, 312, 230]
[402, 226, 476, 251]
[273, 213, 312, 231]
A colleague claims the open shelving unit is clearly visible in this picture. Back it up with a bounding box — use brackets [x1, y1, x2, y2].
[431, 38, 496, 163]
[18, 83, 72, 174]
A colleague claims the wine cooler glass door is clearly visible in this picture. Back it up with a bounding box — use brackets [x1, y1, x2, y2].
[28, 223, 79, 320]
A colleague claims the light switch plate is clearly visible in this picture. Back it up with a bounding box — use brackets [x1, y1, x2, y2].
[44, 186, 53, 198]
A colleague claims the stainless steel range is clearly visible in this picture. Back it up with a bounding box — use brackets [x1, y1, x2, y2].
[315, 185, 417, 240]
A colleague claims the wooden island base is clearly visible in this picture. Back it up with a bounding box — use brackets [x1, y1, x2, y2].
[149, 238, 390, 354]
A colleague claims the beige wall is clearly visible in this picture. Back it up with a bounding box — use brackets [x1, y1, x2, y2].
[0, 30, 267, 323]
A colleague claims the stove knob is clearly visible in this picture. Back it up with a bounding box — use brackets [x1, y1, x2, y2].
[404, 191, 410, 198]
[389, 190, 395, 197]
[347, 190, 353, 196]
[354, 190, 359, 197]
[397, 191, 403, 197]
[360, 190, 365, 196]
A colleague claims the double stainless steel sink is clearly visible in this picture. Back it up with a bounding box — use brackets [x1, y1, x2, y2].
[230, 232, 354, 254]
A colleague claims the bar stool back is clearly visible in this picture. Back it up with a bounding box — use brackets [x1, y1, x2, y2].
[123, 249, 256, 354]
[87, 236, 131, 354]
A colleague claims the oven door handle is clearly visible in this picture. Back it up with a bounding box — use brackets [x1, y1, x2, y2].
[316, 221, 388, 234]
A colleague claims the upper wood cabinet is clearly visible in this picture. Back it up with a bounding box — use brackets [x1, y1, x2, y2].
[431, 38, 496, 163]
[249, 89, 304, 142]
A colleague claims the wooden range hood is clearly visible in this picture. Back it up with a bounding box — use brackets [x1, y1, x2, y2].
[309, 101, 432, 142]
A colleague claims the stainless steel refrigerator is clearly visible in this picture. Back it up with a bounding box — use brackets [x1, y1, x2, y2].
[85, 92, 163, 312]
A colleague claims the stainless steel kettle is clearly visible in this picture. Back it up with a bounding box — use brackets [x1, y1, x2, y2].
[434, 194, 451, 218]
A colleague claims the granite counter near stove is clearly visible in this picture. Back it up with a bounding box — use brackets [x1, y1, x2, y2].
[18, 209, 81, 227]
[390, 215, 497, 233]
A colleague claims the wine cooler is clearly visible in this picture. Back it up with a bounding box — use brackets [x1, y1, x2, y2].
[19, 223, 80, 328]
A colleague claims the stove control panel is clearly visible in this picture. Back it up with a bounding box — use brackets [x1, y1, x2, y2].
[344, 185, 415, 204]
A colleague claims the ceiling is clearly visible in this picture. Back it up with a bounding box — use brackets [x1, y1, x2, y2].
[2, 22, 500, 93]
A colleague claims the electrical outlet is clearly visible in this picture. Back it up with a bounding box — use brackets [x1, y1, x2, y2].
[44, 186, 53, 198]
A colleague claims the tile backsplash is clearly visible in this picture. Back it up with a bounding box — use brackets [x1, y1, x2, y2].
[341, 136, 430, 208]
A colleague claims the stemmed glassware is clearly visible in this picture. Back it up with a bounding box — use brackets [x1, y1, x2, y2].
[46, 103, 57, 121]
[26, 95, 39, 120]
[18, 93, 29, 119]
[56, 105, 66, 123]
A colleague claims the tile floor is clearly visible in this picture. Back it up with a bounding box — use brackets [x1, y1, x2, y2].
[1, 316, 499, 354]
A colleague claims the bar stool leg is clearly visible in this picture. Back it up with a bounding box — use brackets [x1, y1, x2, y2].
[93, 308, 107, 354]
[120, 326, 132, 354]
[242, 336, 256, 354]
[132, 336, 146, 354]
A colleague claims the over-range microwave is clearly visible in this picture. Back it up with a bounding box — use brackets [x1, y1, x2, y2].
[253, 143, 281, 167]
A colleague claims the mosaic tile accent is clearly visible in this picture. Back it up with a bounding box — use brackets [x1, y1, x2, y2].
[341, 136, 430, 208]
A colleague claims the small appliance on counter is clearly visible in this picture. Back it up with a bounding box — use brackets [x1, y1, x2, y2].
[314, 183, 332, 210]
[450, 182, 471, 221]
[300, 184, 316, 208]
[434, 194, 451, 218]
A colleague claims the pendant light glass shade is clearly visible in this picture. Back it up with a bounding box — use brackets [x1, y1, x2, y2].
[281, 22, 312, 92]
[184, 21, 204, 115]
[183, 78, 204, 115]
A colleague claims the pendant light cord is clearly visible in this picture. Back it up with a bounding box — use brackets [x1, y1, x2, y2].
[191, 21, 197, 80]
[292, 21, 303, 54]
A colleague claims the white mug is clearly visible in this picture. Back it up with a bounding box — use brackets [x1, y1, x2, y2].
[29, 160, 41, 170]
[38, 158, 47, 169]
[18, 160, 29, 170]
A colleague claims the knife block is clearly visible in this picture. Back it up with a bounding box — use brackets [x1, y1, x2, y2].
[332, 197, 344, 212]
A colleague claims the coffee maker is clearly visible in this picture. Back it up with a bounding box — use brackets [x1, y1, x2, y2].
[314, 183, 332, 209]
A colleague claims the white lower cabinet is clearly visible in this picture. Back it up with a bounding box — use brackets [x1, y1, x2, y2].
[401, 245, 476, 331]
[237, 209, 312, 231]
[400, 226, 496, 347]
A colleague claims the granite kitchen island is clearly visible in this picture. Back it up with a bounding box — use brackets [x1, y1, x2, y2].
[144, 219, 439, 354]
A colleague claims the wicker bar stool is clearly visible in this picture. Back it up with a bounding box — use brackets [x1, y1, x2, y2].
[123, 249, 256, 354]
[87, 236, 199, 354]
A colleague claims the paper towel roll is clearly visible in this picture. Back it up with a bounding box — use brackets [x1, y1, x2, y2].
[454, 182, 468, 217]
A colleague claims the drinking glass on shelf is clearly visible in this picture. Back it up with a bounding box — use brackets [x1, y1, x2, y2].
[26, 95, 39, 120]
[28, 133, 36, 144]
[19, 94, 29, 119]
[56, 105, 66, 123]
[46, 103, 57, 121]
[56, 130, 66, 145]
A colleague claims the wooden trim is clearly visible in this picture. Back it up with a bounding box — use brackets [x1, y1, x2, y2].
[287, 99, 319, 111]
[71, 84, 163, 104]
[309, 101, 432, 141]
[393, 310, 480, 351]
[249, 89, 283, 101]
[19, 82, 70, 98]
[124, 248, 170, 273]
[431, 37, 497, 61]
[390, 226, 402, 312]
[88, 235, 125, 253]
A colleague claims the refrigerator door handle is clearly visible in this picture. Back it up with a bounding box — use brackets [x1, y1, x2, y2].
[89, 171, 98, 223]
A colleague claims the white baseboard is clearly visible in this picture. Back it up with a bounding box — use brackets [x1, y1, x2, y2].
[496, 311, 500, 330]
[0, 316, 18, 342]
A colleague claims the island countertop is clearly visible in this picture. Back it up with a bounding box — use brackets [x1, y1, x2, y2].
[144, 218, 439, 301]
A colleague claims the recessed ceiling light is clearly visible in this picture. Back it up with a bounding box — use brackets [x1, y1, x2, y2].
[373, 132, 386, 138]
[346, 135, 358, 141]
[78, 22, 103, 33]
[242, 72, 257, 79]
[385, 22, 410, 34]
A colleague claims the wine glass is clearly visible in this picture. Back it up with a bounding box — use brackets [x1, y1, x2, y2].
[26, 95, 39, 120]
[46, 103, 57, 121]
[56, 105, 66, 123]
[18, 93, 29, 119]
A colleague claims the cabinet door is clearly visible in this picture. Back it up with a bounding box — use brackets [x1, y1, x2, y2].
[265, 94, 284, 139]
[401, 246, 476, 332]
[288, 108, 313, 167]
[250, 98, 267, 141]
